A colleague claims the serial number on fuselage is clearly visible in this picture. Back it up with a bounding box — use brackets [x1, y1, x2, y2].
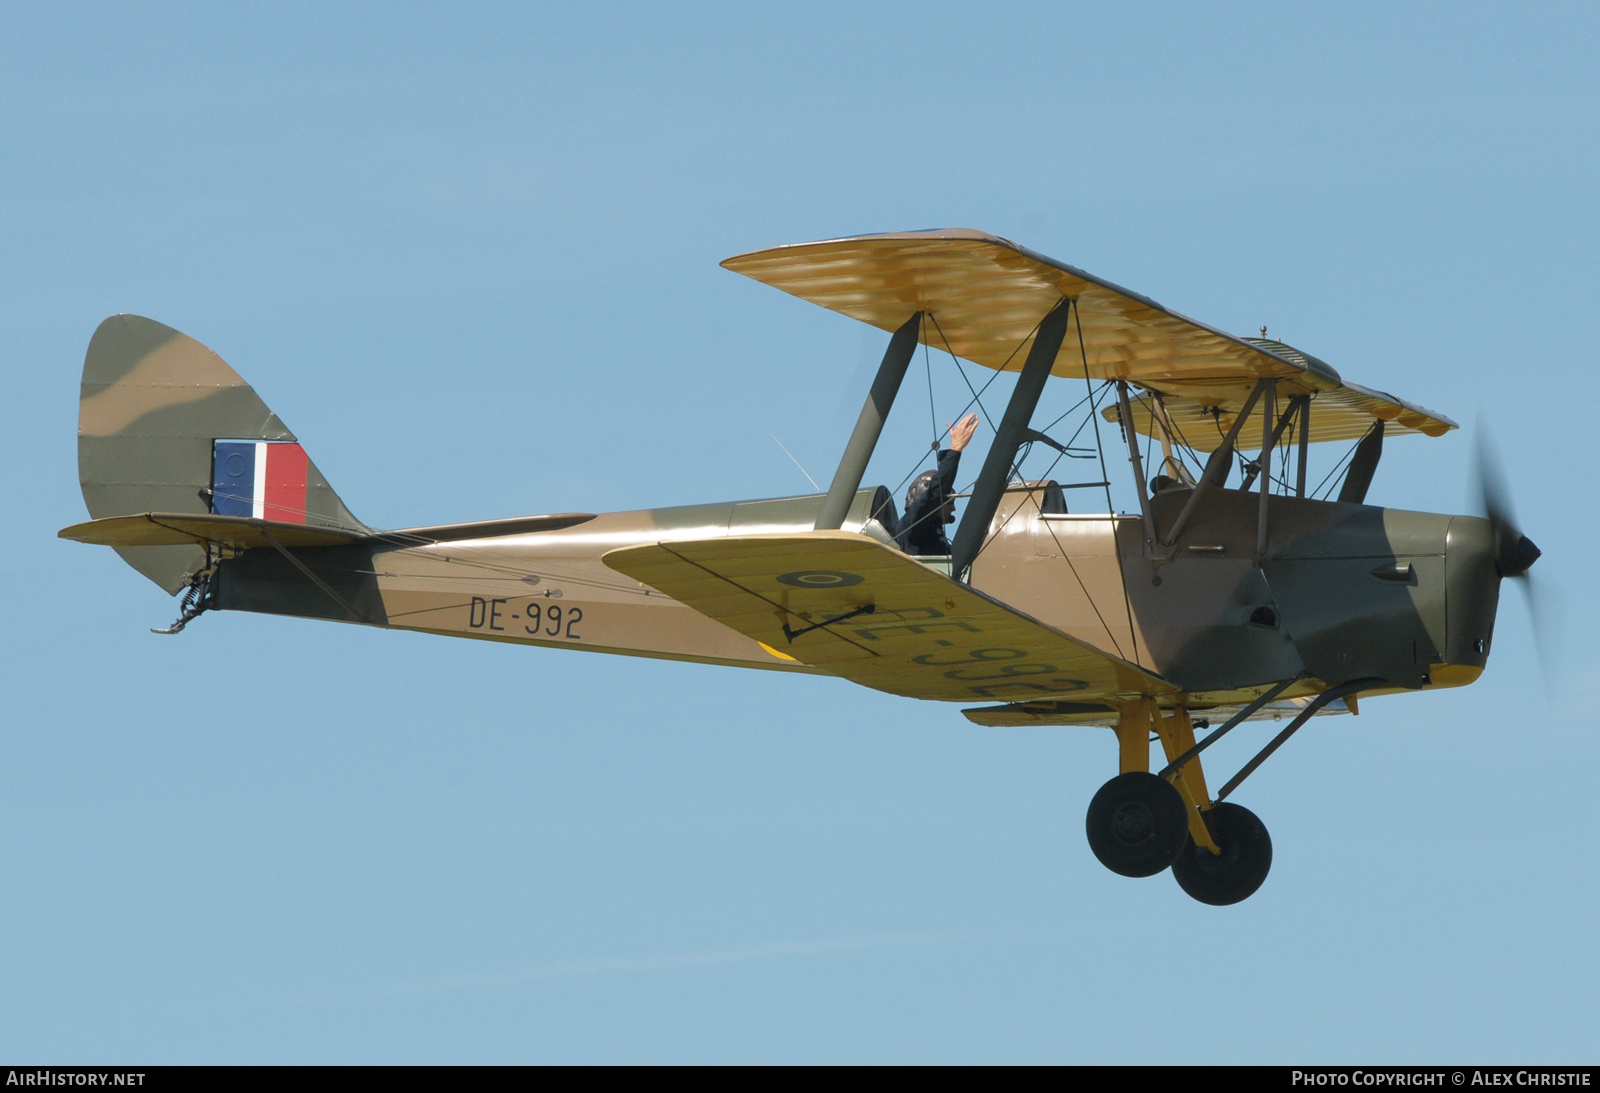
[467, 596, 583, 640]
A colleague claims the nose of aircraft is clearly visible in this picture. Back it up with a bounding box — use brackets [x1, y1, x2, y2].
[1475, 425, 1541, 579]
[1500, 532, 1541, 578]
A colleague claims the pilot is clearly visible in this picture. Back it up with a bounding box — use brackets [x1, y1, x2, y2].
[896, 413, 979, 556]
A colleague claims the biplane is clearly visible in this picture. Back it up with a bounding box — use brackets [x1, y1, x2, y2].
[60, 229, 1541, 905]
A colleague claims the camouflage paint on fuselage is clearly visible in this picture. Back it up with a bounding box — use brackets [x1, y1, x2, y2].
[215, 489, 900, 674]
[972, 483, 1494, 704]
[213, 480, 1501, 708]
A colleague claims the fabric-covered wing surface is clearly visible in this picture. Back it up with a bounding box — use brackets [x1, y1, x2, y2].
[1111, 383, 1453, 453]
[722, 229, 1454, 443]
[602, 531, 1174, 704]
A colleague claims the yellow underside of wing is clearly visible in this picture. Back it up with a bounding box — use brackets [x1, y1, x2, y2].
[602, 531, 1175, 705]
[722, 230, 1455, 441]
[1110, 385, 1452, 452]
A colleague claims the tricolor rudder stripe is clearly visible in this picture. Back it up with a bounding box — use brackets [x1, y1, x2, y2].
[212, 440, 310, 523]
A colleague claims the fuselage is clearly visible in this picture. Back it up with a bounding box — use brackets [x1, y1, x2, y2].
[212, 482, 1502, 707]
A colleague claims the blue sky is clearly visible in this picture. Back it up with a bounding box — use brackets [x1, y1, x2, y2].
[2, 2, 1596, 1062]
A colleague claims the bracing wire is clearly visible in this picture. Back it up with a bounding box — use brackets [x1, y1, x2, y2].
[1072, 302, 1118, 522]
[1311, 434, 1365, 500]
[937, 306, 1079, 566]
[1149, 395, 1205, 481]
[890, 309, 1027, 509]
[927, 311, 1024, 435]
[1072, 299, 1141, 664]
[1037, 387, 1098, 435]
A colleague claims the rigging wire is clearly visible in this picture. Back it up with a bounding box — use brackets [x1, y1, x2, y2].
[885, 310, 1027, 507]
[1057, 394, 1107, 455]
[1072, 302, 1118, 522]
[1276, 415, 1296, 493]
[1150, 394, 1205, 480]
[1072, 299, 1141, 665]
[950, 357, 997, 436]
[934, 308, 1076, 565]
[1034, 510, 1129, 662]
[202, 489, 358, 532]
[1037, 387, 1098, 436]
[1311, 433, 1365, 500]
[940, 304, 1132, 585]
[927, 310, 1023, 435]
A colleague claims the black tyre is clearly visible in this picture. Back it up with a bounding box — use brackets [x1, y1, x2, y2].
[1171, 802, 1273, 905]
[1085, 772, 1189, 878]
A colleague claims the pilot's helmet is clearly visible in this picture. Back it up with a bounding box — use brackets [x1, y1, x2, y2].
[906, 469, 942, 510]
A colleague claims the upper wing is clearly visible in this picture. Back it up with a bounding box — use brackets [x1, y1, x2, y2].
[722, 229, 1454, 441]
[602, 531, 1174, 704]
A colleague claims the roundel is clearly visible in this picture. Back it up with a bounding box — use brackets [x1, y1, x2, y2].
[776, 570, 864, 588]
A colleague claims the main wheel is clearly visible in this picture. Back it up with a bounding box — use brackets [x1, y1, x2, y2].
[1085, 772, 1189, 877]
[1171, 802, 1272, 905]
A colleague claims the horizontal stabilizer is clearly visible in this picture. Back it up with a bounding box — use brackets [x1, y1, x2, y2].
[60, 513, 365, 550]
[602, 531, 1173, 704]
[377, 513, 597, 544]
[63, 511, 604, 553]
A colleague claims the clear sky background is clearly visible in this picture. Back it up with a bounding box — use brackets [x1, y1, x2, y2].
[3, 2, 1596, 1063]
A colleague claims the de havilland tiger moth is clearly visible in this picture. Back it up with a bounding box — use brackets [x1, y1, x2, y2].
[60, 229, 1542, 905]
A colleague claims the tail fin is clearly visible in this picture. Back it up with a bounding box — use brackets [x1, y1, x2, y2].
[77, 314, 364, 593]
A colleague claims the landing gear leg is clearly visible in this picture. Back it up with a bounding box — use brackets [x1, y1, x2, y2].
[1154, 708, 1221, 854]
[1085, 700, 1187, 878]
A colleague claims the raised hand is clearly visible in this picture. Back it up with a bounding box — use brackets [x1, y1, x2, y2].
[947, 412, 979, 452]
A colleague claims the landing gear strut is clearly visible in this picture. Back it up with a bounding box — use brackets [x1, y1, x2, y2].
[1086, 699, 1279, 904]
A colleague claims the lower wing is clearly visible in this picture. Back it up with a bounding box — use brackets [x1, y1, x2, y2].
[602, 531, 1174, 704]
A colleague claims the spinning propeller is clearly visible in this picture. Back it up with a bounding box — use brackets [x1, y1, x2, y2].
[1475, 423, 1551, 678]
